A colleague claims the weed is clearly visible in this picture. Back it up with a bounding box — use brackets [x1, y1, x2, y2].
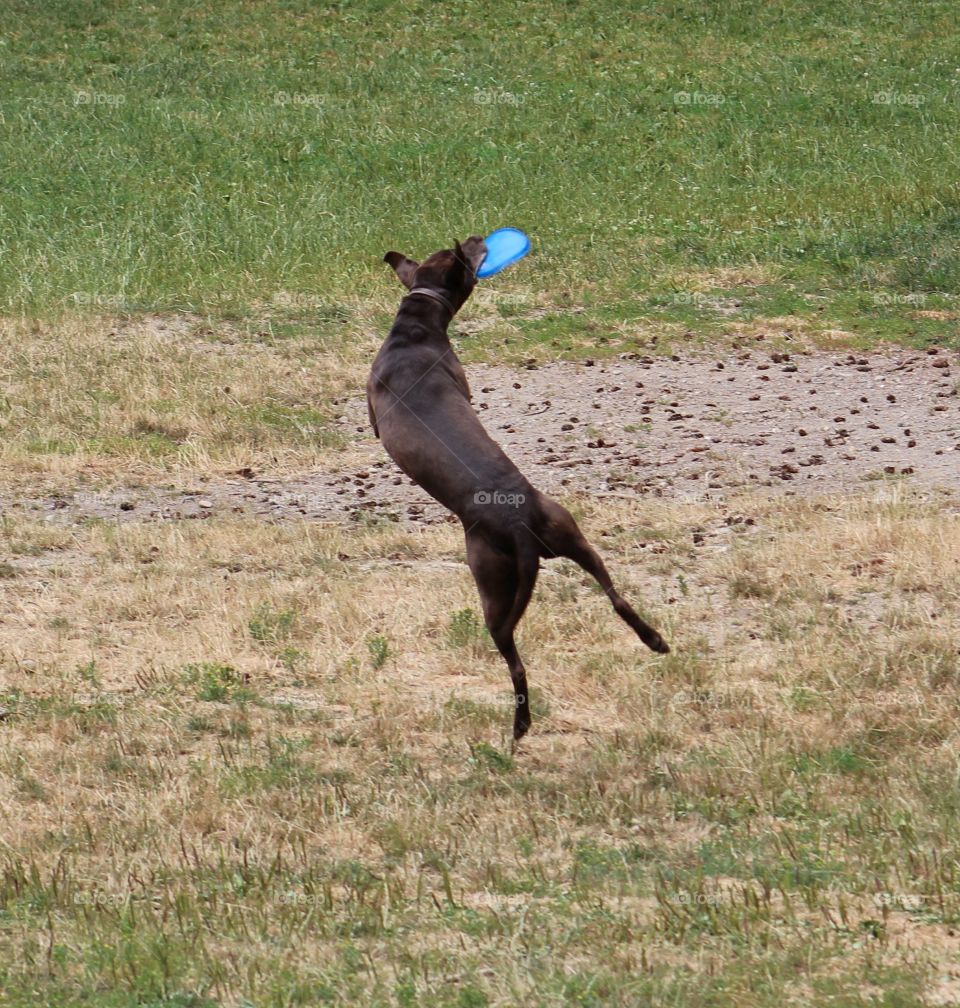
[448, 608, 489, 653]
[185, 662, 247, 702]
[248, 605, 296, 644]
[367, 634, 390, 670]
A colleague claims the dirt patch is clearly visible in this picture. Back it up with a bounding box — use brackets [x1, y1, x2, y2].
[1, 347, 957, 527]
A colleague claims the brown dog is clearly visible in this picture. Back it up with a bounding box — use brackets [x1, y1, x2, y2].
[367, 236, 669, 741]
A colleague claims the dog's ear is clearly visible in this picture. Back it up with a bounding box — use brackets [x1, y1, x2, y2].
[383, 251, 419, 290]
[456, 236, 487, 276]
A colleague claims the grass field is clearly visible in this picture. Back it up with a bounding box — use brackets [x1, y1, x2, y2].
[3, 493, 960, 1007]
[3, 0, 959, 338]
[2, 1, 960, 1006]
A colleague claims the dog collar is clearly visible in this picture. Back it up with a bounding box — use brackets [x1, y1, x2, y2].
[407, 287, 456, 317]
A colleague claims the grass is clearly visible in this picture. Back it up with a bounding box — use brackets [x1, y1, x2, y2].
[2, 491, 960, 1005]
[2, 1, 960, 1004]
[0, 313, 352, 475]
[1, 0, 958, 476]
[1, 0, 959, 338]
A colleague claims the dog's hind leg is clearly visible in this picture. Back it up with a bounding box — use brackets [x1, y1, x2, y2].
[535, 496, 669, 655]
[464, 529, 540, 741]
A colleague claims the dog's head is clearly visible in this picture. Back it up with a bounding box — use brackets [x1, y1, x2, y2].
[384, 236, 487, 316]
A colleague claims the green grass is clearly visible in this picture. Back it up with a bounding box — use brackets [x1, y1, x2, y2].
[1, 0, 958, 351]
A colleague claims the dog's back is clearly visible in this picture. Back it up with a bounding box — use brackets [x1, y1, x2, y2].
[369, 311, 533, 526]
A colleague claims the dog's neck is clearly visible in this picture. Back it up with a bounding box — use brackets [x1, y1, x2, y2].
[396, 288, 457, 335]
[406, 287, 455, 318]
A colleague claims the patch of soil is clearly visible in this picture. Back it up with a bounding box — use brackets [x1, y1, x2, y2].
[2, 347, 958, 527]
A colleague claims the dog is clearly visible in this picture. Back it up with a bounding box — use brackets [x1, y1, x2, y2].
[367, 236, 669, 741]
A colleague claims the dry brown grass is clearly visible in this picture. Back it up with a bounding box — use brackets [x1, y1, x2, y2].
[1, 487, 958, 1004]
[0, 313, 367, 481]
[673, 265, 787, 290]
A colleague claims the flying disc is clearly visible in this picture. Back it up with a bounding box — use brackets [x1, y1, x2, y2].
[476, 227, 531, 278]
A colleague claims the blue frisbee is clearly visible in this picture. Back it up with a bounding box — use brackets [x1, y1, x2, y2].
[476, 227, 531, 278]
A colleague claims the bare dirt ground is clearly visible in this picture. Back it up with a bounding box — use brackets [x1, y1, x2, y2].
[1, 345, 957, 526]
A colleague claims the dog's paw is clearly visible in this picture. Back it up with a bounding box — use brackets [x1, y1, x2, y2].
[512, 713, 531, 743]
[647, 631, 670, 655]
